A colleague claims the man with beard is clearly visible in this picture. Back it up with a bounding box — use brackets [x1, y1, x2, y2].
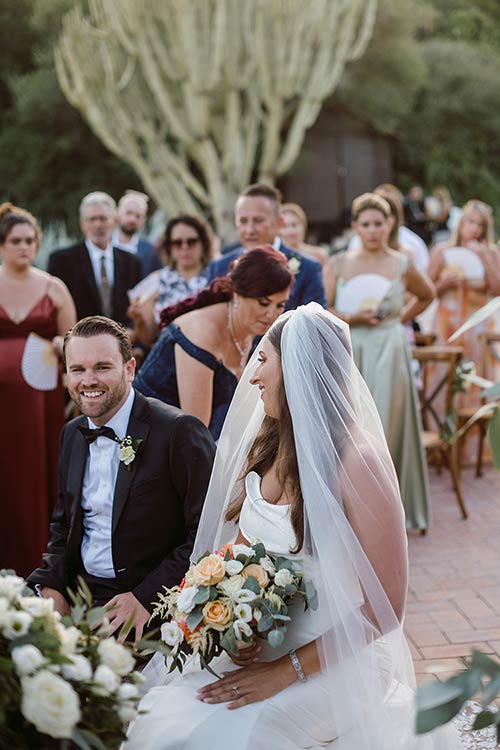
[28, 316, 215, 646]
[112, 191, 162, 277]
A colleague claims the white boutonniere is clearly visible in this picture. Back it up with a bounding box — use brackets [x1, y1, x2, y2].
[115, 436, 143, 470]
[287, 255, 302, 275]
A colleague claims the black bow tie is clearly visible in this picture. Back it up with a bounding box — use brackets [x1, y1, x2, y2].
[77, 424, 118, 445]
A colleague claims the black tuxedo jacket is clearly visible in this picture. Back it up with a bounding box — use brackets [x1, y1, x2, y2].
[48, 241, 143, 325]
[28, 391, 216, 612]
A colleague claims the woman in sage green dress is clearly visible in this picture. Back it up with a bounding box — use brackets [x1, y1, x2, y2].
[324, 193, 435, 530]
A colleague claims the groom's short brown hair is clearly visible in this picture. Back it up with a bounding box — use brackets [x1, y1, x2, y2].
[63, 316, 133, 365]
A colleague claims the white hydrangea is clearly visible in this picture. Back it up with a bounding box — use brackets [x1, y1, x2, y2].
[61, 654, 93, 682]
[118, 682, 140, 701]
[93, 664, 120, 695]
[233, 603, 252, 622]
[118, 703, 137, 723]
[17, 596, 55, 618]
[175, 586, 198, 614]
[21, 670, 81, 739]
[274, 568, 294, 587]
[161, 621, 185, 648]
[224, 560, 244, 575]
[0, 575, 25, 601]
[11, 645, 45, 676]
[3, 610, 32, 640]
[98, 638, 135, 676]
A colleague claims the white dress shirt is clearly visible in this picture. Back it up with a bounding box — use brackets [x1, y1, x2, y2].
[81, 388, 135, 578]
[111, 228, 139, 254]
[85, 239, 115, 287]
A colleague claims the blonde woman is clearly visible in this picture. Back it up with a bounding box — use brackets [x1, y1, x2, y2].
[279, 202, 328, 265]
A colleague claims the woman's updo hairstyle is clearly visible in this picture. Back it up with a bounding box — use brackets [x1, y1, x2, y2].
[160, 245, 293, 327]
[0, 202, 42, 246]
[351, 193, 391, 222]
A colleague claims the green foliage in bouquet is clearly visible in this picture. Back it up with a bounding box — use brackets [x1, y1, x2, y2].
[148, 541, 317, 676]
[416, 650, 500, 742]
[0, 571, 146, 750]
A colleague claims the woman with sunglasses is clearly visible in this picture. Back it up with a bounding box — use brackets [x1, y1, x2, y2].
[128, 214, 213, 346]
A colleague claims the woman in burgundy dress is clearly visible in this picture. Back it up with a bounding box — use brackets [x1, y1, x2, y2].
[0, 203, 76, 576]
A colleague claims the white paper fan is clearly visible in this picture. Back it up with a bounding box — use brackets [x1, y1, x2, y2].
[21, 333, 59, 391]
[443, 246, 484, 280]
[336, 273, 392, 316]
[127, 271, 161, 305]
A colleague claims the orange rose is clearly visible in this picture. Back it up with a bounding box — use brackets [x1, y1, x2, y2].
[202, 600, 233, 631]
[192, 554, 226, 586]
[241, 563, 269, 588]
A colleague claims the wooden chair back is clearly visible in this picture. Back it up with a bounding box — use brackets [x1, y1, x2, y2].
[411, 345, 463, 434]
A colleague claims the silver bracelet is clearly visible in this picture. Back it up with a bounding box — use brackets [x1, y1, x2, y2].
[288, 648, 307, 682]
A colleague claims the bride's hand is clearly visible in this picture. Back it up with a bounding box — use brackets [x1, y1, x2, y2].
[197, 657, 296, 709]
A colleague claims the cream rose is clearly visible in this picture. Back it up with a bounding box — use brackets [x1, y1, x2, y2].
[12, 644, 45, 675]
[61, 654, 93, 682]
[241, 564, 269, 588]
[274, 568, 294, 587]
[192, 554, 226, 586]
[0, 574, 25, 601]
[98, 637, 135, 676]
[202, 599, 233, 631]
[119, 445, 135, 465]
[94, 664, 120, 695]
[21, 670, 81, 739]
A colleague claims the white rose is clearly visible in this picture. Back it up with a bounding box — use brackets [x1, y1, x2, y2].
[98, 637, 135, 676]
[56, 624, 81, 655]
[161, 621, 185, 648]
[61, 654, 93, 682]
[0, 574, 25, 601]
[235, 589, 257, 604]
[233, 619, 253, 640]
[21, 669, 81, 739]
[274, 568, 294, 587]
[260, 556, 276, 576]
[231, 544, 256, 559]
[218, 574, 244, 600]
[118, 682, 140, 701]
[17, 596, 55, 618]
[175, 586, 198, 614]
[225, 560, 244, 575]
[233, 603, 252, 622]
[12, 645, 45, 675]
[119, 445, 135, 465]
[3, 610, 32, 639]
[93, 664, 120, 695]
[118, 703, 137, 723]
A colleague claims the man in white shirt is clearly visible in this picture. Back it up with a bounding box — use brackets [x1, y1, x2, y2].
[28, 316, 215, 645]
[112, 190, 161, 277]
[48, 192, 143, 325]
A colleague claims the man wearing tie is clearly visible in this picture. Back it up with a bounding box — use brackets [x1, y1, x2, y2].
[29, 316, 215, 645]
[48, 192, 143, 325]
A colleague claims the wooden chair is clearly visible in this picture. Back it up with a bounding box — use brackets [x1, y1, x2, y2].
[414, 332, 437, 347]
[411, 345, 468, 520]
[456, 332, 500, 477]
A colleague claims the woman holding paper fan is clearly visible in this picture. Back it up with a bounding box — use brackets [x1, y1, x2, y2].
[324, 193, 435, 531]
[0, 203, 76, 576]
[127, 214, 213, 347]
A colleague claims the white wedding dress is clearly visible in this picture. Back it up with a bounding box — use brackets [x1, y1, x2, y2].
[125, 473, 457, 750]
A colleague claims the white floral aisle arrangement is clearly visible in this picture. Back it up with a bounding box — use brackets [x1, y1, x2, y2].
[0, 571, 145, 750]
[151, 541, 317, 673]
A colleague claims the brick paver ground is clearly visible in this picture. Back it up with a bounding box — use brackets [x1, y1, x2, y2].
[406, 464, 500, 684]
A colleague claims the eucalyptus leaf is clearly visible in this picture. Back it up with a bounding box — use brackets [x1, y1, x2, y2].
[186, 607, 204, 631]
[193, 587, 210, 605]
[480, 675, 500, 707]
[257, 614, 274, 632]
[482, 381, 500, 399]
[86, 606, 108, 629]
[221, 628, 238, 654]
[472, 710, 497, 731]
[242, 576, 260, 594]
[487, 407, 500, 468]
[272, 613, 291, 621]
[251, 542, 266, 561]
[267, 629, 285, 648]
[469, 649, 500, 677]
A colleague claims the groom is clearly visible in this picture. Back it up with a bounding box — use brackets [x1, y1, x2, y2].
[28, 316, 216, 644]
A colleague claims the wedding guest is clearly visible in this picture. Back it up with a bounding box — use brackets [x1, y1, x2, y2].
[48, 192, 143, 326]
[0, 202, 76, 576]
[279, 202, 328, 265]
[324, 193, 434, 531]
[134, 246, 293, 439]
[128, 214, 213, 347]
[205, 184, 326, 310]
[126, 304, 459, 750]
[113, 190, 162, 277]
[28, 316, 215, 646]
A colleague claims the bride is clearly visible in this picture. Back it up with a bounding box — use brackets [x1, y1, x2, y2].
[126, 303, 460, 749]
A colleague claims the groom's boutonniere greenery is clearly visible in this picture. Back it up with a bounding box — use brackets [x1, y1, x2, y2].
[287, 255, 302, 275]
[115, 436, 143, 470]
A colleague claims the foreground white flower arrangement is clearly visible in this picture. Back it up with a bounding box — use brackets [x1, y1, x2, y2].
[0, 571, 146, 750]
[151, 541, 317, 674]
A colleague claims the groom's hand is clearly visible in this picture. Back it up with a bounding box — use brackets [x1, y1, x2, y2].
[104, 592, 150, 648]
[40, 587, 70, 616]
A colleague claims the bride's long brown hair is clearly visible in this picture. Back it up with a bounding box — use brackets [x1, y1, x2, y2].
[225, 317, 304, 552]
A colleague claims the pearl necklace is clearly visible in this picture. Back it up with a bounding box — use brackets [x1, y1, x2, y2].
[227, 302, 247, 370]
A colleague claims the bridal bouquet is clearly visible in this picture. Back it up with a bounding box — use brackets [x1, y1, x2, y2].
[0, 571, 145, 750]
[151, 541, 317, 673]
